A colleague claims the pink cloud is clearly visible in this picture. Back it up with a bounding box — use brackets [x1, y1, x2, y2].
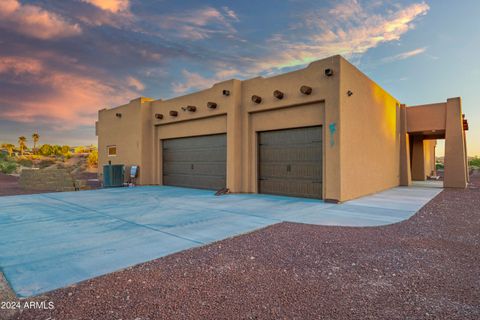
[0, 56, 139, 127]
[0, 0, 81, 40]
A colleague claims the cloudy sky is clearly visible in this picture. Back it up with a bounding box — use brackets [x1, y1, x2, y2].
[0, 0, 478, 155]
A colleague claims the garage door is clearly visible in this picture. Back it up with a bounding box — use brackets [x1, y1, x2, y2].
[258, 126, 322, 199]
[163, 134, 226, 190]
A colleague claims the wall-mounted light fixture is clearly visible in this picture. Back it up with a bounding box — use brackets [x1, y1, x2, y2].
[325, 68, 334, 77]
[155, 113, 163, 120]
[251, 95, 262, 104]
[347, 90, 353, 97]
[181, 106, 197, 112]
[169, 110, 178, 117]
[207, 102, 217, 109]
[115, 113, 122, 118]
[273, 90, 284, 99]
[300, 85, 312, 95]
[222, 90, 230, 96]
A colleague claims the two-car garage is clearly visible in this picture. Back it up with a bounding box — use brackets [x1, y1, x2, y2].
[162, 126, 323, 199]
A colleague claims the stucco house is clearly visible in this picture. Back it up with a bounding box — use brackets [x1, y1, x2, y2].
[96, 55, 469, 202]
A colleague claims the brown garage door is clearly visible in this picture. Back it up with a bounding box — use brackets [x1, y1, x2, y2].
[163, 134, 226, 190]
[258, 126, 322, 199]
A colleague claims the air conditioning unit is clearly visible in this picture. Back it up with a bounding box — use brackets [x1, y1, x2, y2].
[103, 164, 124, 187]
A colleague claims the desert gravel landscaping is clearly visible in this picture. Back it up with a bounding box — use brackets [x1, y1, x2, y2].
[3, 173, 480, 320]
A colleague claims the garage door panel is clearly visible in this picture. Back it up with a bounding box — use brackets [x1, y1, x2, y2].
[259, 163, 322, 179]
[163, 174, 226, 190]
[163, 134, 226, 190]
[259, 145, 322, 162]
[259, 179, 322, 198]
[163, 149, 227, 162]
[163, 134, 226, 149]
[258, 126, 322, 199]
[163, 162, 226, 176]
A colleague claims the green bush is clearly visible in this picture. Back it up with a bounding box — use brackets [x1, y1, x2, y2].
[0, 161, 18, 174]
[436, 162, 444, 170]
[469, 156, 480, 168]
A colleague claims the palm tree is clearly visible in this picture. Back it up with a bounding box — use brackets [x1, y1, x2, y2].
[32, 133, 39, 154]
[18, 136, 27, 156]
[1, 143, 15, 157]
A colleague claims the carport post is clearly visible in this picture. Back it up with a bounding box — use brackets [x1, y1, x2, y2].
[399, 104, 412, 186]
[444, 97, 467, 188]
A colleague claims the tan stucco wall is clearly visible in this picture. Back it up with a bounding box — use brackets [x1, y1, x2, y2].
[444, 97, 468, 188]
[407, 103, 446, 133]
[411, 137, 436, 181]
[97, 98, 147, 183]
[97, 55, 469, 201]
[338, 57, 401, 200]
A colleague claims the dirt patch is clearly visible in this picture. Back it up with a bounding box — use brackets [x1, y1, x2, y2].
[0, 173, 47, 196]
[5, 174, 480, 320]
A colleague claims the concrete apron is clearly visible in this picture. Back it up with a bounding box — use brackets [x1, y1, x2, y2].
[0, 185, 442, 297]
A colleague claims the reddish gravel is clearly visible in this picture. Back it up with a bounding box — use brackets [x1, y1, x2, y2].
[5, 173, 480, 320]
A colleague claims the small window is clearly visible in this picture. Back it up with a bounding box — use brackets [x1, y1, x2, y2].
[107, 145, 117, 156]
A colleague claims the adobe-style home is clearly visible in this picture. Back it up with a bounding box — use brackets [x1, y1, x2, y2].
[96, 55, 469, 202]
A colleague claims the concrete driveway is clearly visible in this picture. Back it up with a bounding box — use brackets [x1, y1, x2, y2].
[0, 185, 441, 297]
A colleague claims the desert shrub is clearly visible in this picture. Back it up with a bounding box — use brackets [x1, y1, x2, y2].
[18, 158, 33, 167]
[0, 161, 18, 174]
[469, 156, 480, 168]
[74, 146, 88, 154]
[87, 150, 98, 167]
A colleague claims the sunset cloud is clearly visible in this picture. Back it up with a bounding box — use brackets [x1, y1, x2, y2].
[0, 0, 81, 40]
[81, 0, 129, 13]
[172, 70, 221, 94]
[171, 1, 430, 93]
[382, 47, 427, 63]
[0, 56, 139, 127]
[158, 6, 239, 40]
[254, 1, 430, 71]
[127, 76, 145, 91]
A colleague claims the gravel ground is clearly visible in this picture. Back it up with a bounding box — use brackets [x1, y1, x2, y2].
[3, 173, 480, 320]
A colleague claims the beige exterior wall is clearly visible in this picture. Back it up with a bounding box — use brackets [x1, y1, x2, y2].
[97, 55, 469, 202]
[411, 137, 436, 180]
[338, 57, 401, 200]
[97, 97, 153, 184]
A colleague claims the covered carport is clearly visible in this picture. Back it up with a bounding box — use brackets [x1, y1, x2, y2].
[399, 97, 469, 188]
